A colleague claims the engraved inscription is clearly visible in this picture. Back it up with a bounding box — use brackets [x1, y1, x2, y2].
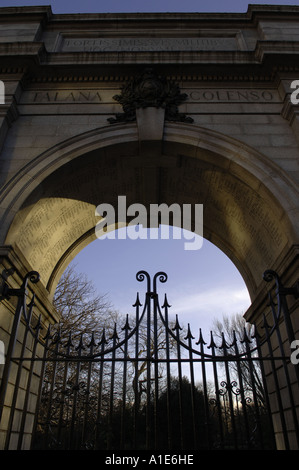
[32, 90, 102, 103]
[14, 158, 138, 283]
[160, 161, 287, 274]
[17, 199, 98, 281]
[61, 37, 238, 52]
[187, 89, 277, 102]
[21, 88, 277, 104]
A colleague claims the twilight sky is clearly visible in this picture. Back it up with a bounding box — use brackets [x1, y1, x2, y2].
[0, 0, 297, 13]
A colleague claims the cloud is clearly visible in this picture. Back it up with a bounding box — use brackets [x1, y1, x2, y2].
[158, 286, 250, 343]
[165, 286, 250, 321]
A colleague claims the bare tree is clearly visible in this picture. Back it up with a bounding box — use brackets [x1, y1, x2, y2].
[49, 265, 183, 418]
[53, 263, 119, 340]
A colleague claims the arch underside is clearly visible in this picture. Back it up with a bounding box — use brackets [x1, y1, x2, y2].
[4, 124, 295, 299]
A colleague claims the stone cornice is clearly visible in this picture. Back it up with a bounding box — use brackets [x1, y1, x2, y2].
[255, 41, 299, 61]
[0, 5, 52, 19]
[0, 42, 46, 62]
[0, 41, 298, 71]
[1, 5, 299, 25]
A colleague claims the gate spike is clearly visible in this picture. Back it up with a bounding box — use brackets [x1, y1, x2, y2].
[219, 332, 230, 350]
[65, 331, 74, 349]
[87, 331, 97, 348]
[196, 328, 206, 346]
[230, 329, 238, 348]
[99, 328, 108, 346]
[33, 314, 43, 333]
[251, 323, 261, 340]
[241, 326, 252, 344]
[42, 324, 52, 341]
[110, 323, 119, 341]
[162, 293, 171, 309]
[122, 314, 131, 332]
[76, 332, 85, 351]
[133, 292, 142, 307]
[172, 314, 182, 332]
[51, 324, 62, 345]
[185, 323, 194, 341]
[207, 330, 218, 349]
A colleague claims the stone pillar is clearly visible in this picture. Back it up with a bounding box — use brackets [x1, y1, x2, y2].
[0, 245, 59, 450]
[245, 245, 299, 450]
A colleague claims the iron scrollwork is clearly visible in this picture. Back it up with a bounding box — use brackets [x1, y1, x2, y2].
[2, 268, 297, 450]
[218, 380, 241, 397]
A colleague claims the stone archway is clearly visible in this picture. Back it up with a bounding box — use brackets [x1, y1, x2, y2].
[1, 120, 299, 450]
[2, 121, 297, 300]
[1, 4, 299, 450]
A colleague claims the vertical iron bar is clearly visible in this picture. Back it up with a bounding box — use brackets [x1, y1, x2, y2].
[235, 394, 245, 446]
[197, 329, 210, 449]
[81, 333, 96, 449]
[69, 333, 84, 450]
[253, 325, 276, 449]
[30, 325, 52, 449]
[0, 292, 26, 423]
[264, 270, 299, 383]
[209, 332, 224, 449]
[17, 315, 42, 450]
[153, 293, 159, 450]
[270, 296, 299, 447]
[107, 324, 118, 450]
[244, 333, 264, 448]
[95, 330, 107, 449]
[186, 324, 197, 449]
[57, 332, 73, 449]
[263, 314, 290, 450]
[174, 316, 184, 450]
[163, 296, 172, 450]
[135, 271, 152, 448]
[43, 327, 61, 448]
[4, 299, 34, 449]
[133, 295, 141, 449]
[0, 271, 39, 424]
[146, 292, 152, 450]
[221, 333, 238, 449]
[222, 392, 229, 442]
[120, 316, 130, 449]
[232, 331, 251, 448]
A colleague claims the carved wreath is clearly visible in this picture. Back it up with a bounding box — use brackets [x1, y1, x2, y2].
[107, 68, 193, 124]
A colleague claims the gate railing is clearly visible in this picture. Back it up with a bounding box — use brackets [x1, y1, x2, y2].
[0, 269, 298, 450]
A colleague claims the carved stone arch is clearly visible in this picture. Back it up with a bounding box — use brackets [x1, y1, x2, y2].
[2, 122, 298, 300]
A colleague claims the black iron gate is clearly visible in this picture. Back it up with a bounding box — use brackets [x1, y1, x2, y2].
[0, 269, 299, 450]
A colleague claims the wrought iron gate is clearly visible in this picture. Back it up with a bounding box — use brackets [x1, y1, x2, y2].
[0, 268, 299, 450]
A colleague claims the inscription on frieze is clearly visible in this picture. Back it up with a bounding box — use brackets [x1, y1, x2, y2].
[60, 37, 238, 52]
[20, 88, 278, 104]
[160, 162, 287, 272]
[187, 89, 278, 102]
[20, 89, 103, 103]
